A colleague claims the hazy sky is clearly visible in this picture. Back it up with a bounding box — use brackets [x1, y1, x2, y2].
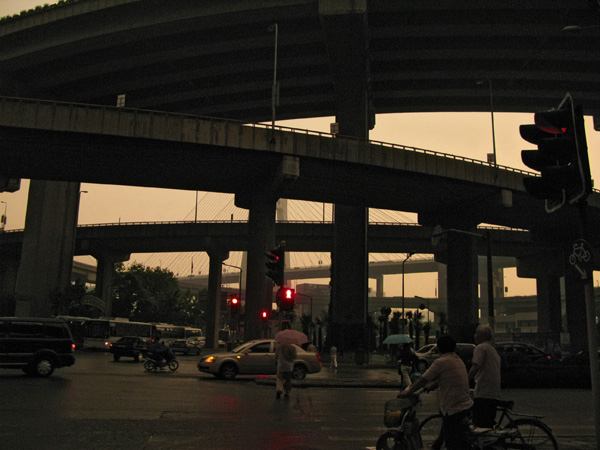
[2, 0, 599, 298]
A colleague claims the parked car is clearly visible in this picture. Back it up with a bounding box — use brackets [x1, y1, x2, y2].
[197, 339, 322, 380]
[109, 336, 150, 362]
[187, 336, 205, 348]
[415, 342, 475, 371]
[495, 341, 553, 366]
[0, 317, 76, 377]
[167, 338, 201, 355]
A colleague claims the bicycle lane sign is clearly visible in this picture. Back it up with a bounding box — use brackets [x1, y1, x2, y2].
[568, 239, 595, 280]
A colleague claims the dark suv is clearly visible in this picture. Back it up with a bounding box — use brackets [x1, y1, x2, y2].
[0, 317, 76, 377]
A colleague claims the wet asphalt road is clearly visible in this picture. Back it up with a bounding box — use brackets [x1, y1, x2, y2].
[0, 351, 595, 449]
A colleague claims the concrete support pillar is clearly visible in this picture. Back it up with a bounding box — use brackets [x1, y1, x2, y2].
[446, 230, 479, 342]
[239, 192, 276, 341]
[320, 0, 371, 350]
[565, 272, 588, 353]
[375, 275, 384, 298]
[15, 180, 79, 317]
[479, 268, 504, 322]
[205, 248, 229, 349]
[536, 274, 562, 333]
[331, 205, 368, 328]
[93, 251, 130, 317]
[0, 253, 19, 315]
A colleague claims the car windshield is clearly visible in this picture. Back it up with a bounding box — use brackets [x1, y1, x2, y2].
[417, 344, 435, 353]
[232, 341, 257, 353]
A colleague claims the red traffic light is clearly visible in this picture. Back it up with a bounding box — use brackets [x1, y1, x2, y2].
[231, 296, 239, 306]
[277, 287, 295, 311]
[261, 309, 269, 320]
[519, 93, 591, 212]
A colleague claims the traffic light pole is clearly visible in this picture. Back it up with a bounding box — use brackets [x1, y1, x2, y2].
[577, 201, 600, 448]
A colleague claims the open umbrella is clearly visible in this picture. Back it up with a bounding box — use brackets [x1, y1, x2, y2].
[383, 334, 413, 345]
[274, 329, 309, 346]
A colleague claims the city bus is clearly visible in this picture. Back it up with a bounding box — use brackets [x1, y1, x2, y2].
[83, 318, 157, 350]
[184, 327, 203, 338]
[154, 323, 186, 340]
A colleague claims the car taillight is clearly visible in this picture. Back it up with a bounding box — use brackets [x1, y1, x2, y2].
[316, 353, 322, 363]
[71, 343, 76, 352]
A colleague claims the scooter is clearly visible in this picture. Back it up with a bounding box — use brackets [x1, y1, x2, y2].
[142, 350, 179, 372]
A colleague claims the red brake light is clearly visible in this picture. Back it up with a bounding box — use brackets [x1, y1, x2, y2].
[72, 343, 76, 352]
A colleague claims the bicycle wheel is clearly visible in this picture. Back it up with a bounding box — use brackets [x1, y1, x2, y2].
[505, 418, 558, 450]
[419, 413, 445, 450]
[376, 430, 408, 450]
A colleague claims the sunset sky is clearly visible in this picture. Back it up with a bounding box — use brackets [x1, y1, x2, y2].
[2, 1, 599, 298]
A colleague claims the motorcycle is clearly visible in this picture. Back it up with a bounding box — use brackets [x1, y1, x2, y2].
[142, 349, 179, 372]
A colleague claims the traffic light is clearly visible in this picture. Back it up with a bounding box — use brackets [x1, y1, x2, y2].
[260, 309, 270, 321]
[277, 287, 295, 311]
[230, 295, 240, 315]
[520, 93, 592, 213]
[265, 245, 285, 286]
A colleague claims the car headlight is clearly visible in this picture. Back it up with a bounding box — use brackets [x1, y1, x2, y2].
[204, 356, 215, 363]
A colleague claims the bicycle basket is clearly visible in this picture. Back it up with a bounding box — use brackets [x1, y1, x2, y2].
[383, 397, 417, 427]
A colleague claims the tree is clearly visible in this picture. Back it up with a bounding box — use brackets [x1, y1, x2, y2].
[109, 262, 197, 325]
[379, 307, 391, 348]
[390, 311, 401, 335]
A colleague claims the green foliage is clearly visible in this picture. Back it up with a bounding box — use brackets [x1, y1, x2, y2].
[110, 262, 203, 326]
[50, 280, 87, 316]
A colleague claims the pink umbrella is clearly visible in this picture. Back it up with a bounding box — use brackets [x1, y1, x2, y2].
[274, 329, 309, 346]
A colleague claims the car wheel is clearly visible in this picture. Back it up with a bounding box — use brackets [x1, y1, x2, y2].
[113, 354, 121, 362]
[33, 357, 55, 377]
[292, 364, 307, 380]
[219, 363, 238, 380]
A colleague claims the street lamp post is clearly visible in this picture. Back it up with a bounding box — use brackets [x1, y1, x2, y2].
[477, 78, 497, 172]
[222, 263, 243, 299]
[269, 23, 279, 130]
[401, 252, 414, 334]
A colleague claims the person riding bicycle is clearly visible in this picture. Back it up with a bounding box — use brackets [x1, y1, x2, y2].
[399, 335, 473, 450]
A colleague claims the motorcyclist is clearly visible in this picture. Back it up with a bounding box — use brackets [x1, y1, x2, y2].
[149, 340, 172, 367]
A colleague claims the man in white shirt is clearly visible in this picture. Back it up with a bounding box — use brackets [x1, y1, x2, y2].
[399, 335, 473, 450]
[468, 324, 501, 428]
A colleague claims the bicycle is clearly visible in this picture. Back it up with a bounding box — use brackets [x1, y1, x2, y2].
[377, 390, 520, 450]
[419, 398, 558, 450]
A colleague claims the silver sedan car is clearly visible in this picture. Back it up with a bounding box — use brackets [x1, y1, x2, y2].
[197, 339, 321, 380]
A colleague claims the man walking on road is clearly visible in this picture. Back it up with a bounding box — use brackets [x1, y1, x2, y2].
[468, 324, 501, 428]
[330, 345, 338, 369]
[275, 342, 297, 399]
